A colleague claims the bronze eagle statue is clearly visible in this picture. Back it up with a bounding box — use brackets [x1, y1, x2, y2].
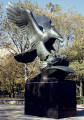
[6, 2, 75, 76]
[6, 2, 63, 63]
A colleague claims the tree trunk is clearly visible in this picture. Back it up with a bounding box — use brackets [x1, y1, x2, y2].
[12, 79, 15, 98]
[12, 92, 15, 98]
[9, 80, 12, 98]
[9, 92, 11, 98]
[80, 80, 83, 96]
[25, 63, 29, 83]
[12, 88, 15, 98]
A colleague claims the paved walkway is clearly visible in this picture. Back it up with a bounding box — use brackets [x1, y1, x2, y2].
[0, 104, 84, 120]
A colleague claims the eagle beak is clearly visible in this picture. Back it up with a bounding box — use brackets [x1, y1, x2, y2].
[51, 27, 64, 42]
[58, 37, 63, 42]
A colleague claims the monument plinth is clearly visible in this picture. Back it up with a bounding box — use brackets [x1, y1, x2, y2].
[25, 73, 76, 119]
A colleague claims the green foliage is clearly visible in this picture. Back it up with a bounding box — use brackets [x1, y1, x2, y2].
[61, 14, 84, 82]
[76, 96, 84, 103]
[76, 96, 84, 100]
[0, 55, 25, 98]
[46, 2, 61, 13]
[69, 61, 84, 81]
[28, 58, 40, 80]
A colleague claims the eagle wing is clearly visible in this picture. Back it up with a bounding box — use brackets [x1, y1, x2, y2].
[14, 49, 37, 63]
[32, 12, 51, 30]
[32, 12, 63, 52]
[6, 2, 43, 44]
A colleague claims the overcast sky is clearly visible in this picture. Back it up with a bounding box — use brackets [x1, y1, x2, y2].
[1, 0, 84, 15]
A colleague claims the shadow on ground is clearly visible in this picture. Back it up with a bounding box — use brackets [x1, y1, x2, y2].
[0, 104, 84, 120]
[77, 105, 84, 117]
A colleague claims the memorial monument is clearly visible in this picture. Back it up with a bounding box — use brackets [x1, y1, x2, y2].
[6, 2, 76, 119]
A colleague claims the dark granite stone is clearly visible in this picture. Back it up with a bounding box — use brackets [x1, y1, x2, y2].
[25, 77, 76, 119]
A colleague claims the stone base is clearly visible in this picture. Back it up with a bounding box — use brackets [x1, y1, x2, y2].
[25, 78, 76, 119]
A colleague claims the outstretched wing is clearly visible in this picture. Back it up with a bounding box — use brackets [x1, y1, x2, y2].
[14, 49, 37, 63]
[32, 12, 51, 30]
[6, 2, 43, 44]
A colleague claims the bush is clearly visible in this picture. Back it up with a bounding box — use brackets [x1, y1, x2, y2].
[76, 96, 84, 104]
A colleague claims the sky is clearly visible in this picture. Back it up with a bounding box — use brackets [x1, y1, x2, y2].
[0, 0, 84, 15]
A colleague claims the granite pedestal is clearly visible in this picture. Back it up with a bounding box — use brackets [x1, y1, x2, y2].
[25, 74, 76, 119]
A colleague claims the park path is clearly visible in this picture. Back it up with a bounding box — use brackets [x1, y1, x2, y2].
[0, 104, 84, 120]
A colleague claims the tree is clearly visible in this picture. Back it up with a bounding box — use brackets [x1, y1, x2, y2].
[61, 14, 84, 62]
[0, 3, 7, 46]
[0, 54, 25, 98]
[45, 2, 79, 53]
[60, 13, 84, 96]
[46, 2, 61, 13]
[0, 1, 42, 98]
